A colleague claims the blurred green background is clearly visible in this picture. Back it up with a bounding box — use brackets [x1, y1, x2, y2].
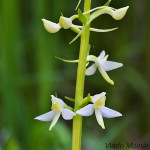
[0, 0, 150, 149]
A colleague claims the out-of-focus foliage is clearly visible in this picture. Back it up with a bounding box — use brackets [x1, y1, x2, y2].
[0, 0, 150, 149]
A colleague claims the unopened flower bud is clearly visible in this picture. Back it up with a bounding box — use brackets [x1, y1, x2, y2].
[42, 19, 61, 33]
[111, 6, 129, 20]
[59, 17, 72, 29]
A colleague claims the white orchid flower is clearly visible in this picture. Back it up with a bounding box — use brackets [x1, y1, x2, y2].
[34, 95, 76, 131]
[76, 92, 122, 129]
[86, 50, 123, 85]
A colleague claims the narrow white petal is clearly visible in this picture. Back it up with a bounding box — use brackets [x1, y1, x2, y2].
[85, 64, 97, 76]
[95, 108, 105, 129]
[100, 106, 122, 118]
[34, 111, 55, 121]
[92, 92, 106, 103]
[62, 108, 76, 120]
[100, 61, 123, 71]
[98, 66, 114, 85]
[73, 25, 117, 33]
[51, 95, 64, 107]
[49, 112, 61, 131]
[98, 51, 105, 61]
[76, 104, 94, 116]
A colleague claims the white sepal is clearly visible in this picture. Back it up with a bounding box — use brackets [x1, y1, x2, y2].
[95, 108, 105, 129]
[76, 104, 94, 116]
[34, 111, 55, 122]
[85, 64, 97, 76]
[62, 108, 76, 120]
[42, 19, 61, 33]
[91, 92, 106, 103]
[100, 61, 123, 71]
[100, 106, 122, 118]
[98, 50, 106, 61]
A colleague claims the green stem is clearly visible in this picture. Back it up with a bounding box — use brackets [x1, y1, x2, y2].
[72, 0, 91, 150]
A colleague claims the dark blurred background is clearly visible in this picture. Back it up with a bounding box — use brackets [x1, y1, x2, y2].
[0, 0, 150, 149]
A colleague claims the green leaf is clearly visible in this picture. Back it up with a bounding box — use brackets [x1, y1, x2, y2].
[80, 93, 92, 108]
[104, 0, 111, 6]
[65, 96, 75, 102]
[78, 9, 87, 24]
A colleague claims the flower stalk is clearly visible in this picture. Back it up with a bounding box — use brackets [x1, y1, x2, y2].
[35, 0, 129, 149]
[72, 0, 92, 150]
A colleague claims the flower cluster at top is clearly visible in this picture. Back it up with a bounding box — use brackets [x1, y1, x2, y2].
[35, 1, 129, 130]
[42, 5, 129, 44]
